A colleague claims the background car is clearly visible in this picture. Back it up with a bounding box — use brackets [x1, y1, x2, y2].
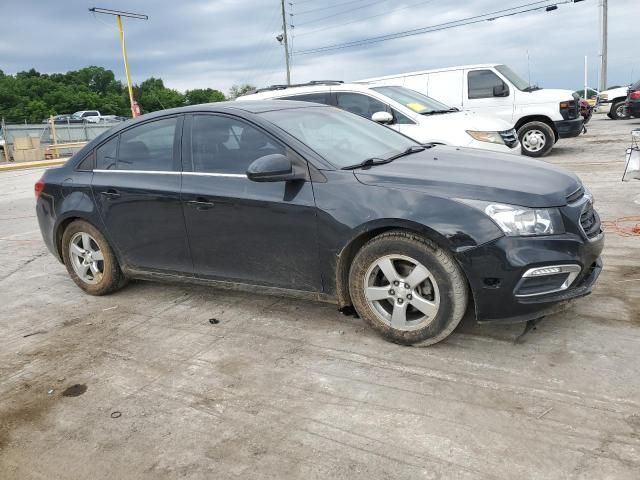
[42, 114, 87, 124]
[238, 81, 520, 155]
[595, 84, 634, 119]
[36, 101, 603, 346]
[626, 80, 640, 118]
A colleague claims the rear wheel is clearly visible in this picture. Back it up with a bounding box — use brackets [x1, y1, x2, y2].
[518, 121, 555, 157]
[608, 100, 629, 120]
[348, 231, 468, 346]
[61, 220, 127, 295]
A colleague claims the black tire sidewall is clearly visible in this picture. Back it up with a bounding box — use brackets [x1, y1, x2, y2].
[349, 233, 467, 346]
[610, 101, 628, 120]
[61, 220, 124, 295]
[518, 121, 555, 157]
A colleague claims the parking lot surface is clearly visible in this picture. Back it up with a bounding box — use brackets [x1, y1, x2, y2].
[1, 116, 639, 479]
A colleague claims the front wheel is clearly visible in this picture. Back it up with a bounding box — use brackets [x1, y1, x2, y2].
[518, 121, 555, 157]
[61, 220, 127, 295]
[608, 100, 629, 120]
[348, 231, 468, 346]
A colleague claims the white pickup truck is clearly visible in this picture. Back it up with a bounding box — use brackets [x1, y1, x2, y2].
[595, 85, 631, 119]
[72, 110, 104, 123]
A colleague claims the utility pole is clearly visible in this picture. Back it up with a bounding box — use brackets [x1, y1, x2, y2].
[584, 55, 588, 99]
[599, 0, 608, 91]
[280, 0, 291, 85]
[89, 7, 148, 117]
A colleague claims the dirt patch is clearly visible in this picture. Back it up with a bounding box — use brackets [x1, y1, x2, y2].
[0, 396, 54, 451]
[61, 384, 87, 397]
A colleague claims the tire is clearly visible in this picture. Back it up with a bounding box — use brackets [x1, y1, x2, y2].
[517, 121, 555, 157]
[348, 231, 468, 346]
[61, 220, 127, 295]
[609, 100, 629, 120]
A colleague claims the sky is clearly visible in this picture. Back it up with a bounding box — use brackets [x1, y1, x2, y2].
[0, 0, 637, 94]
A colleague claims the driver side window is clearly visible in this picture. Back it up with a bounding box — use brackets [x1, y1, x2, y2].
[335, 93, 389, 121]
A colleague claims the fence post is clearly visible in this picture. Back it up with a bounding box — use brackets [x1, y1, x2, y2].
[1, 118, 9, 162]
[50, 116, 60, 159]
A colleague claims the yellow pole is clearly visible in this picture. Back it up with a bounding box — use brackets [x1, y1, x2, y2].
[117, 15, 137, 118]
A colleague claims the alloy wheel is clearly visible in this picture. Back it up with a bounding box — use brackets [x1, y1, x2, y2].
[364, 254, 440, 331]
[69, 232, 104, 284]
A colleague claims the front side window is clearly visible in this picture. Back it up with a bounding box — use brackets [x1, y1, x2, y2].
[117, 117, 177, 171]
[468, 70, 508, 99]
[191, 115, 285, 174]
[335, 92, 388, 119]
[260, 106, 418, 169]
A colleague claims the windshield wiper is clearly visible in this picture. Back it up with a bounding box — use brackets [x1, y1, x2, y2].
[384, 145, 428, 161]
[341, 157, 393, 170]
[420, 109, 457, 115]
[523, 85, 541, 92]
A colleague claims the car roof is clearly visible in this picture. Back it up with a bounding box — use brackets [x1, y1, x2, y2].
[357, 64, 501, 83]
[237, 82, 393, 100]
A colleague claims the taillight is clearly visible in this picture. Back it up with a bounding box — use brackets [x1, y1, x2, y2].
[34, 179, 45, 199]
[630, 91, 640, 100]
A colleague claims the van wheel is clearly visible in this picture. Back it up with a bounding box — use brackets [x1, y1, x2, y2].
[518, 121, 555, 157]
[348, 231, 468, 346]
[608, 100, 629, 120]
[61, 220, 127, 295]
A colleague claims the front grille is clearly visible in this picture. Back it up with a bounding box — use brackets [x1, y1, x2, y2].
[580, 202, 602, 239]
[566, 185, 585, 204]
[499, 129, 519, 148]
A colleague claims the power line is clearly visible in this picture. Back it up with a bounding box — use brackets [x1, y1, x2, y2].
[293, 0, 374, 16]
[294, 0, 581, 56]
[293, 0, 391, 26]
[293, 0, 438, 38]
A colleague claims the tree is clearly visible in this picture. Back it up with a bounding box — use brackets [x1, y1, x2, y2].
[228, 84, 256, 99]
[185, 88, 225, 105]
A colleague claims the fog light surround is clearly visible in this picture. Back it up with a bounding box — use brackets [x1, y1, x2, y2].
[515, 264, 582, 297]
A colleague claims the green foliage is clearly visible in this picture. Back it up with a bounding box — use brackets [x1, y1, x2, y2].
[0, 66, 226, 123]
[228, 84, 256, 99]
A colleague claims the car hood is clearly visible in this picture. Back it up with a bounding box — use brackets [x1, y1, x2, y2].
[515, 88, 576, 104]
[353, 146, 581, 208]
[419, 110, 513, 131]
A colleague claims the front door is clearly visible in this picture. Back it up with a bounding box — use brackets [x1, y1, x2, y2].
[181, 113, 320, 291]
[464, 69, 514, 123]
[92, 115, 192, 274]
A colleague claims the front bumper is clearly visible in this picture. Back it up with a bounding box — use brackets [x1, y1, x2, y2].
[456, 231, 604, 323]
[627, 100, 640, 118]
[554, 117, 584, 138]
[467, 139, 520, 155]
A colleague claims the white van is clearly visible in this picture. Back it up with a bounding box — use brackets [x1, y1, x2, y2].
[360, 64, 583, 157]
[237, 81, 519, 154]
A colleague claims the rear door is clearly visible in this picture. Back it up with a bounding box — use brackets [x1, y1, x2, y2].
[180, 113, 320, 290]
[92, 115, 192, 274]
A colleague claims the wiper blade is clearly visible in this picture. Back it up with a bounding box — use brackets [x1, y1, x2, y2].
[385, 145, 429, 161]
[420, 109, 457, 115]
[341, 157, 392, 170]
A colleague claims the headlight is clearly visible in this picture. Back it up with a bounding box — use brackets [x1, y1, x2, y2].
[459, 200, 564, 236]
[466, 130, 505, 145]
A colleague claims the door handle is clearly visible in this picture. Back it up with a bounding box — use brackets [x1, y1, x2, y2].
[186, 198, 215, 209]
[100, 189, 120, 199]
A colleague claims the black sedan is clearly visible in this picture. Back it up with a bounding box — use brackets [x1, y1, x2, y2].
[35, 101, 603, 345]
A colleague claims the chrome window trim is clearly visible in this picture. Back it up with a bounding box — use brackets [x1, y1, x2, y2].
[183, 172, 246, 178]
[93, 169, 180, 175]
[514, 264, 582, 298]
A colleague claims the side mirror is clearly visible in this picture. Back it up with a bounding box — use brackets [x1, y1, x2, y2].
[246, 154, 305, 182]
[371, 111, 393, 124]
[493, 83, 509, 97]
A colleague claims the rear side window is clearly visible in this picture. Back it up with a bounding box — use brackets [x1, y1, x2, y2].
[468, 70, 508, 99]
[117, 118, 177, 171]
[96, 136, 118, 170]
[190, 115, 285, 174]
[335, 93, 388, 119]
[279, 93, 330, 104]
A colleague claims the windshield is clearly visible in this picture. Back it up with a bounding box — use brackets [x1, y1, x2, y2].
[495, 64, 532, 91]
[371, 85, 451, 114]
[260, 106, 418, 168]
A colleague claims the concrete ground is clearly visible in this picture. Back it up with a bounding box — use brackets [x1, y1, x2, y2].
[1, 115, 639, 479]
